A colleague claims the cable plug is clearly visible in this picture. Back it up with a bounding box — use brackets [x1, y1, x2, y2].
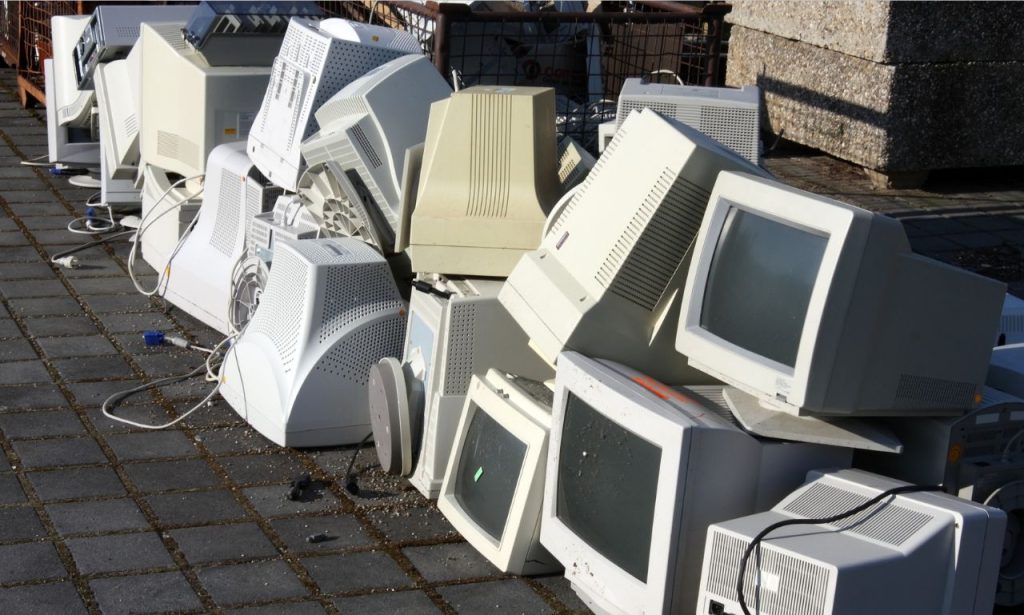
[143, 330, 166, 346]
[53, 255, 80, 269]
[164, 335, 191, 350]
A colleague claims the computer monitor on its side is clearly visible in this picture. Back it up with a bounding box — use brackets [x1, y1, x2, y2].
[438, 370, 560, 575]
[138, 22, 272, 179]
[45, 17, 99, 168]
[540, 351, 848, 615]
[676, 171, 1005, 420]
[499, 108, 770, 386]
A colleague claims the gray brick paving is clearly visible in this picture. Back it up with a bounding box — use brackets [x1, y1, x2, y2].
[2, 64, 1022, 615]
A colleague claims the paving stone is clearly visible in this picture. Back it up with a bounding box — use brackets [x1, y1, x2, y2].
[301, 551, 412, 594]
[198, 560, 309, 605]
[60, 259, 127, 279]
[10, 436, 107, 469]
[270, 515, 374, 555]
[243, 483, 343, 518]
[90, 572, 203, 615]
[534, 575, 590, 612]
[22, 316, 100, 337]
[99, 311, 178, 334]
[0, 231, 30, 246]
[0, 359, 51, 384]
[438, 580, 554, 615]
[67, 532, 174, 574]
[0, 261, 55, 280]
[18, 215, 74, 230]
[66, 277, 140, 296]
[170, 523, 278, 565]
[366, 506, 459, 544]
[226, 602, 327, 615]
[51, 352, 133, 380]
[176, 399, 245, 429]
[84, 293, 156, 314]
[0, 542, 66, 583]
[67, 379, 144, 407]
[36, 334, 117, 358]
[146, 490, 248, 526]
[0, 165, 40, 178]
[0, 278, 67, 298]
[0, 317, 22, 338]
[219, 454, 308, 486]
[0, 582, 87, 614]
[0, 246, 46, 263]
[30, 229, 83, 246]
[196, 426, 277, 455]
[134, 352, 205, 378]
[0, 473, 27, 504]
[105, 430, 199, 461]
[87, 405, 175, 433]
[0, 505, 46, 542]
[27, 466, 126, 501]
[403, 542, 502, 583]
[0, 337, 37, 361]
[333, 590, 441, 615]
[0, 409, 85, 438]
[6, 296, 82, 317]
[123, 458, 222, 493]
[0, 384, 68, 410]
[47, 498, 150, 535]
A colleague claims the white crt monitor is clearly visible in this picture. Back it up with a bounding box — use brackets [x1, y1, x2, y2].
[51, 15, 93, 128]
[541, 351, 768, 615]
[248, 17, 422, 192]
[499, 108, 770, 386]
[677, 171, 1006, 418]
[438, 370, 560, 576]
[93, 38, 146, 179]
[299, 54, 452, 254]
[699, 468, 1006, 615]
[138, 22, 272, 179]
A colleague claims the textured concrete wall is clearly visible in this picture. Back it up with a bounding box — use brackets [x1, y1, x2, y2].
[728, 0, 1024, 63]
[726, 26, 1024, 173]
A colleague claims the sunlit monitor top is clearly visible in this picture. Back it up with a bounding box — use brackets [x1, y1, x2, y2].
[677, 171, 1005, 418]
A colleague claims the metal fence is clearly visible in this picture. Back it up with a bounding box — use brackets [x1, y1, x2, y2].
[0, 1, 20, 68]
[319, 1, 731, 150]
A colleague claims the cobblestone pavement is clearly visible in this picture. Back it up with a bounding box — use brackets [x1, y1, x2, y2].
[1, 63, 1022, 614]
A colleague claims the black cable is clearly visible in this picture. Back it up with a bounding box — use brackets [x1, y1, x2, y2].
[410, 279, 453, 299]
[49, 230, 135, 263]
[736, 483, 943, 615]
[344, 432, 374, 495]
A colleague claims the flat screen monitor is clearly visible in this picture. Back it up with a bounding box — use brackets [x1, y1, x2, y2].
[677, 171, 1005, 418]
[499, 108, 770, 386]
[438, 370, 560, 575]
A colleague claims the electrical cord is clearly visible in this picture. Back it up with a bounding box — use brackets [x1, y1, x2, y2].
[49, 229, 135, 268]
[735, 483, 943, 615]
[344, 432, 374, 495]
[127, 174, 204, 296]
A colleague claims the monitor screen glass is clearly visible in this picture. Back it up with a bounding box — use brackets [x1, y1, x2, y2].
[454, 405, 528, 542]
[699, 205, 828, 367]
[556, 393, 661, 582]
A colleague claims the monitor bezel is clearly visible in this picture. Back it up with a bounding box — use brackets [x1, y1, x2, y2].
[678, 171, 857, 412]
[541, 352, 692, 613]
[438, 372, 550, 570]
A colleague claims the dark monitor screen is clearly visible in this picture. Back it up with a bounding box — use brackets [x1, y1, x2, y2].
[556, 393, 662, 582]
[454, 404, 528, 542]
[700, 206, 828, 367]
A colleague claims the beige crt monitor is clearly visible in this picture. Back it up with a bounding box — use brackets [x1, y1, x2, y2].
[138, 22, 271, 179]
[405, 86, 562, 277]
[498, 108, 770, 386]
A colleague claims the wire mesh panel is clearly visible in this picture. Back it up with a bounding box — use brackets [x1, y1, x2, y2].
[317, 1, 730, 152]
[16, 1, 80, 105]
[1, 0, 20, 68]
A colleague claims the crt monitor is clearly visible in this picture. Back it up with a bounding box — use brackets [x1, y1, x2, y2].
[676, 171, 1006, 418]
[540, 351, 848, 615]
[299, 54, 452, 254]
[498, 108, 770, 386]
[138, 21, 272, 179]
[437, 370, 560, 576]
[699, 468, 1005, 615]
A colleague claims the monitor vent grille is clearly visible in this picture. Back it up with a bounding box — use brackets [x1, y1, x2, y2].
[466, 94, 512, 218]
[115, 25, 140, 39]
[210, 170, 242, 257]
[596, 168, 709, 311]
[704, 530, 831, 615]
[783, 483, 932, 547]
[317, 263, 403, 345]
[618, 100, 699, 127]
[152, 23, 188, 51]
[1002, 313, 1024, 334]
[350, 124, 382, 169]
[894, 374, 976, 409]
[123, 113, 137, 139]
[248, 248, 308, 374]
[315, 98, 369, 128]
[156, 130, 199, 173]
[314, 315, 405, 384]
[548, 123, 625, 238]
[700, 106, 760, 164]
[442, 302, 477, 396]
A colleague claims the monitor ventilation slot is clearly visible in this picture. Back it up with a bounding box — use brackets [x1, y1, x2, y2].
[704, 531, 831, 615]
[314, 317, 405, 384]
[316, 262, 403, 345]
[466, 94, 512, 218]
[894, 374, 976, 408]
[210, 170, 243, 257]
[156, 130, 199, 173]
[783, 483, 933, 547]
[596, 168, 709, 311]
[350, 124, 382, 169]
[442, 302, 477, 396]
[700, 106, 759, 163]
[248, 249, 308, 374]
